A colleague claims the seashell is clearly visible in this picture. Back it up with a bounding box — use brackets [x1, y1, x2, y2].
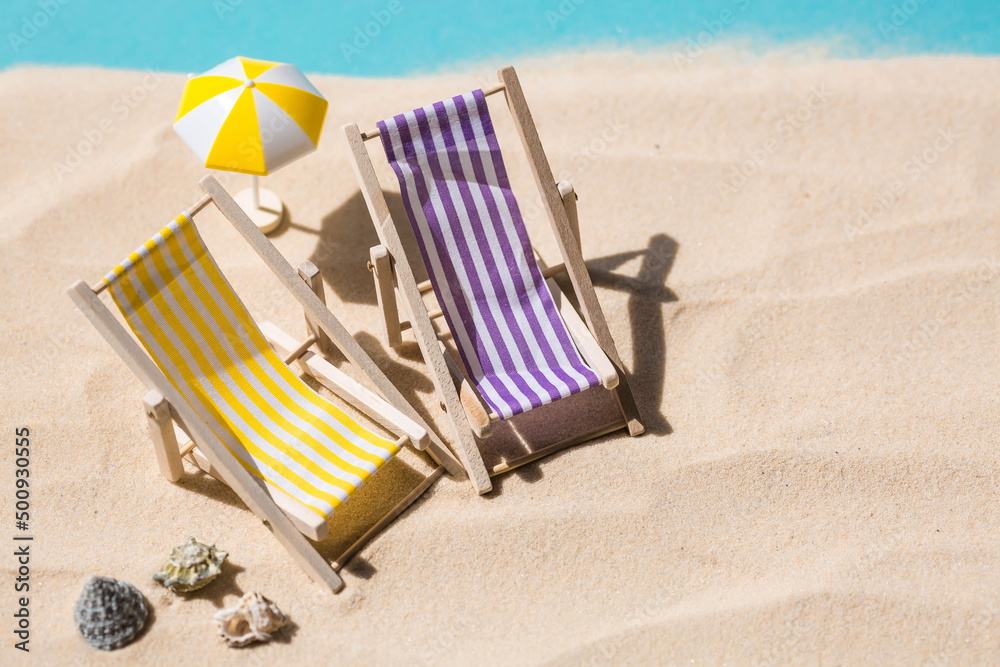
[213, 592, 287, 647]
[74, 576, 148, 650]
[153, 537, 227, 593]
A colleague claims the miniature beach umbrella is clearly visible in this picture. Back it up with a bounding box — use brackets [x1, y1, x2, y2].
[173, 56, 328, 233]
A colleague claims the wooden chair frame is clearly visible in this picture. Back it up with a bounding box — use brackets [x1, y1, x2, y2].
[343, 66, 644, 495]
[68, 176, 464, 594]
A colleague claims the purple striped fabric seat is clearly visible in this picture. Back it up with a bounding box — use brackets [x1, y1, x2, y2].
[377, 89, 601, 420]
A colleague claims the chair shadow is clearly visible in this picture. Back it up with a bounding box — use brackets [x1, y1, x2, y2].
[587, 233, 679, 436]
[343, 556, 376, 580]
[475, 379, 624, 489]
[353, 331, 442, 439]
[486, 425, 623, 494]
[302, 190, 678, 477]
[174, 469, 248, 512]
[313, 454, 434, 569]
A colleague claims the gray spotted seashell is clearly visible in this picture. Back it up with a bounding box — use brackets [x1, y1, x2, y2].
[74, 576, 148, 650]
[214, 592, 287, 647]
[153, 537, 227, 593]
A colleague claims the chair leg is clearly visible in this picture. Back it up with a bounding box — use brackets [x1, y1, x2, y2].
[142, 390, 184, 482]
[297, 260, 336, 359]
[332, 466, 444, 570]
[370, 245, 403, 348]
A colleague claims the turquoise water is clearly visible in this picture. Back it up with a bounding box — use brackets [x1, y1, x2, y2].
[2, 0, 997, 75]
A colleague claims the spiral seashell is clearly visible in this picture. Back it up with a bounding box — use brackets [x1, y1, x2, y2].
[153, 537, 227, 593]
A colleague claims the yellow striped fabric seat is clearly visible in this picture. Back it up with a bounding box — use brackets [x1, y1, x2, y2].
[103, 213, 399, 518]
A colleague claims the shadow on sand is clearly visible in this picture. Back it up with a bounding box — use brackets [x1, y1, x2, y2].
[305, 190, 679, 436]
[588, 232, 678, 435]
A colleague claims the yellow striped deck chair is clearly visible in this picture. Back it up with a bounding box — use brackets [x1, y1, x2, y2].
[69, 179, 463, 593]
[104, 213, 397, 519]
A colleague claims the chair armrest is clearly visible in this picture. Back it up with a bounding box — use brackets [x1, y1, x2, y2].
[557, 180, 580, 249]
[439, 340, 494, 439]
[545, 278, 619, 390]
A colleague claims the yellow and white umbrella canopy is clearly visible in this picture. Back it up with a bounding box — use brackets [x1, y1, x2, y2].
[173, 56, 328, 176]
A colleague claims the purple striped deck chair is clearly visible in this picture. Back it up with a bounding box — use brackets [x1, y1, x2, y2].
[376, 89, 601, 421]
[344, 65, 643, 492]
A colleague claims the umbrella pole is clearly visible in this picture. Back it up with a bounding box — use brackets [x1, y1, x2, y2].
[234, 175, 285, 235]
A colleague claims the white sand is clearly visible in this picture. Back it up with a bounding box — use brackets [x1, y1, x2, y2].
[2, 52, 999, 664]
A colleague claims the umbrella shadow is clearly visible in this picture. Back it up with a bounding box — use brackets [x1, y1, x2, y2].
[302, 190, 425, 307]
